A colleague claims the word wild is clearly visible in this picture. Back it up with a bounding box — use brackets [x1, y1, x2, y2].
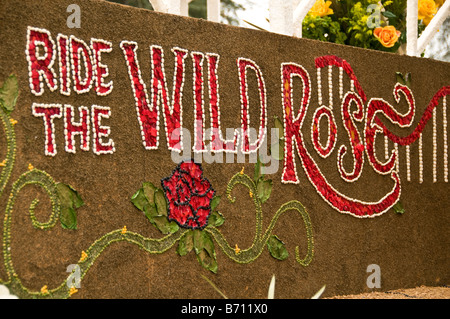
[25, 26, 450, 218]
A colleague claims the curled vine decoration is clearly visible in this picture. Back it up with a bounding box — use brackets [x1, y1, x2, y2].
[0, 75, 314, 299]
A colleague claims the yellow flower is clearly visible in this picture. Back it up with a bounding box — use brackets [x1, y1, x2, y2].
[0, 160, 6, 167]
[249, 191, 253, 198]
[234, 244, 241, 254]
[121, 226, 127, 234]
[69, 287, 78, 296]
[28, 163, 34, 170]
[9, 118, 17, 125]
[79, 251, 88, 262]
[40, 285, 49, 295]
[240, 167, 245, 175]
[373, 26, 401, 48]
[418, 0, 437, 25]
[309, 0, 334, 17]
[435, 0, 445, 7]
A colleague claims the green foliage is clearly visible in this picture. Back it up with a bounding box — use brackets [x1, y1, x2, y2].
[170, 191, 224, 273]
[340, 2, 379, 49]
[194, 229, 218, 273]
[267, 235, 289, 260]
[131, 182, 179, 234]
[0, 74, 19, 114]
[392, 201, 405, 214]
[302, 15, 347, 45]
[271, 116, 285, 161]
[395, 72, 411, 87]
[301, 0, 427, 53]
[56, 183, 84, 229]
[253, 156, 273, 205]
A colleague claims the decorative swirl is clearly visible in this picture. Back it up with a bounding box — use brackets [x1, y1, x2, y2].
[3, 172, 188, 298]
[0, 106, 16, 195]
[206, 172, 314, 266]
[0, 102, 189, 298]
[0, 78, 313, 298]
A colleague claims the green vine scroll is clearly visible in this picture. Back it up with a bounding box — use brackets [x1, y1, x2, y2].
[208, 172, 314, 266]
[0, 75, 314, 299]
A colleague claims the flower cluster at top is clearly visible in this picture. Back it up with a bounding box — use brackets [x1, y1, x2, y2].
[302, 0, 446, 53]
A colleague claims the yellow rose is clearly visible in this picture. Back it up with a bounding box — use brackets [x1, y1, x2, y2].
[373, 26, 401, 48]
[309, 0, 334, 17]
[418, 0, 437, 25]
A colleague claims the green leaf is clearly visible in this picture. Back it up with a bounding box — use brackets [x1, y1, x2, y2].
[210, 196, 221, 212]
[0, 74, 19, 113]
[254, 157, 262, 183]
[142, 182, 157, 204]
[405, 72, 412, 88]
[143, 203, 158, 222]
[395, 72, 405, 85]
[201, 231, 216, 258]
[60, 206, 77, 230]
[257, 179, 272, 204]
[154, 189, 168, 216]
[168, 221, 179, 233]
[70, 187, 84, 209]
[270, 140, 284, 161]
[382, 10, 397, 19]
[195, 231, 218, 273]
[56, 183, 84, 230]
[152, 216, 175, 234]
[393, 201, 405, 214]
[273, 115, 284, 139]
[209, 211, 225, 227]
[131, 187, 148, 211]
[196, 249, 218, 273]
[177, 230, 194, 256]
[193, 229, 204, 254]
[267, 235, 289, 261]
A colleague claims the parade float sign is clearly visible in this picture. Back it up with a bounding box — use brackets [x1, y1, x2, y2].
[0, 0, 448, 299]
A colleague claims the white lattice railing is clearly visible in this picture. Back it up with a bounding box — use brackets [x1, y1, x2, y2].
[149, 0, 220, 22]
[149, 0, 450, 57]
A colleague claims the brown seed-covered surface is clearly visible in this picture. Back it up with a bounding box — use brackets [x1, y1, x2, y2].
[328, 285, 450, 299]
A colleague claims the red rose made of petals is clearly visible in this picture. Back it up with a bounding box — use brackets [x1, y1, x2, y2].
[161, 160, 215, 229]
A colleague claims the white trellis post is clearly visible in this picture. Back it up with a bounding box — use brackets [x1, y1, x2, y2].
[405, 0, 450, 56]
[268, 0, 294, 36]
[268, 0, 316, 37]
[415, 0, 450, 55]
[293, 0, 316, 38]
[148, 0, 170, 13]
[149, 0, 221, 22]
[207, 0, 221, 22]
[406, 0, 418, 56]
[180, 0, 191, 16]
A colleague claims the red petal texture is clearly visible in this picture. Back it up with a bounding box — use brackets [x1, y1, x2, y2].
[161, 160, 215, 229]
